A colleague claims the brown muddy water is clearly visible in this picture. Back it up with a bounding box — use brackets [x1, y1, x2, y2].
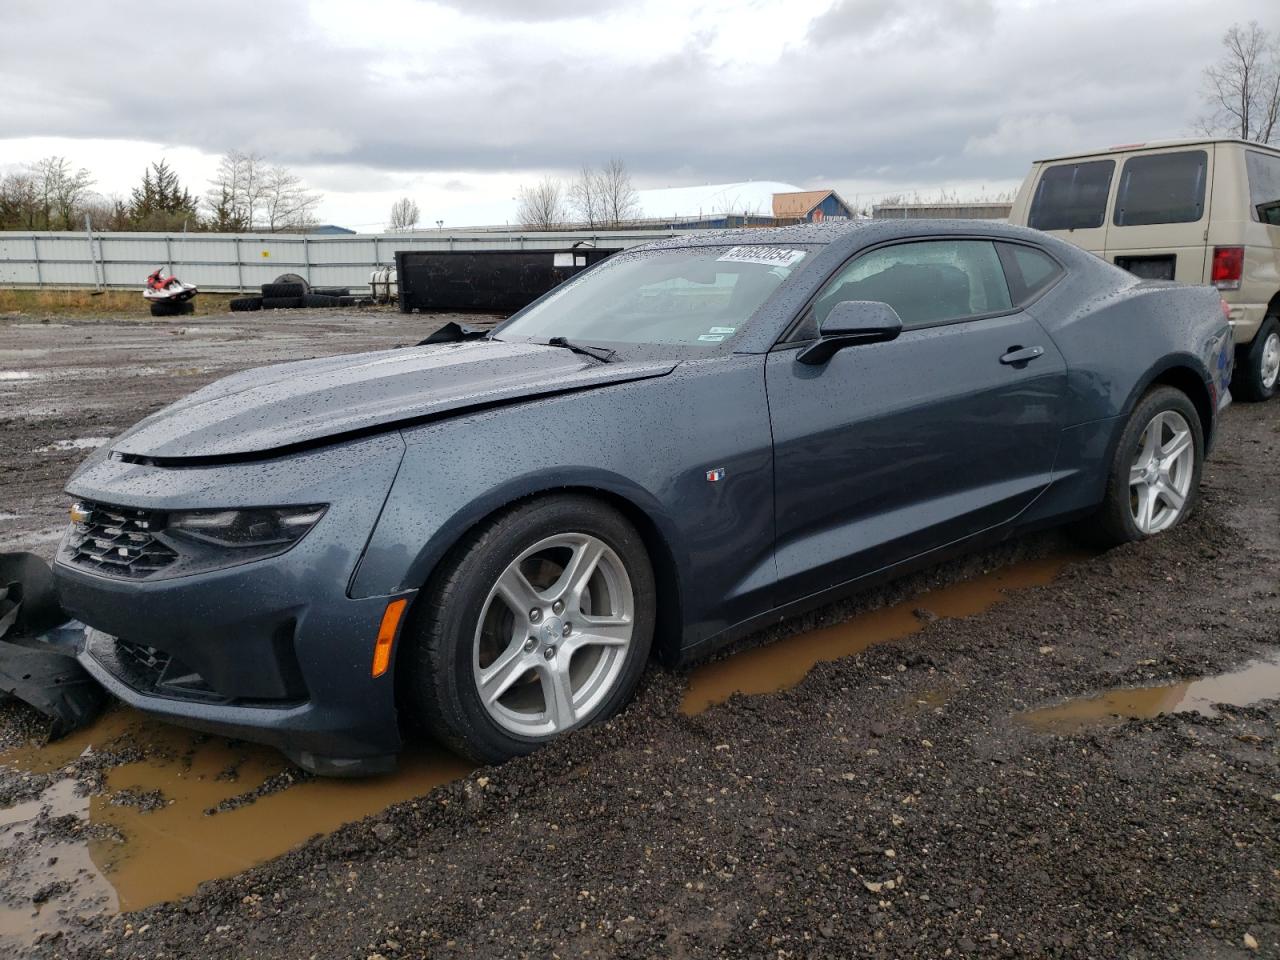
[1, 550, 1085, 948]
[1021, 651, 1280, 732]
[0, 711, 473, 948]
[681, 553, 1077, 715]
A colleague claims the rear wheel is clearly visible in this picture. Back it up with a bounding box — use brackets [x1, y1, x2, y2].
[1233, 315, 1279, 402]
[401, 495, 655, 764]
[1086, 386, 1203, 545]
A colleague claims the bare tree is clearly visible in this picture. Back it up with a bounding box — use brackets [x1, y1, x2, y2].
[1199, 21, 1280, 143]
[19, 156, 95, 229]
[0, 172, 39, 229]
[516, 177, 568, 230]
[568, 164, 603, 228]
[204, 151, 320, 231]
[389, 197, 420, 231]
[595, 157, 640, 227]
[205, 150, 263, 231]
[261, 165, 321, 231]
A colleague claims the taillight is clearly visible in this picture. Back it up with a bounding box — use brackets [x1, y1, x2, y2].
[1211, 246, 1243, 290]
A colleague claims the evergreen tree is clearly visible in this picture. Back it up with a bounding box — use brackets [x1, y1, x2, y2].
[128, 160, 198, 230]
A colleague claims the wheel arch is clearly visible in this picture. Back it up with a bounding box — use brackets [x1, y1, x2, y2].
[1105, 358, 1214, 473]
[395, 483, 688, 672]
[1147, 364, 1214, 446]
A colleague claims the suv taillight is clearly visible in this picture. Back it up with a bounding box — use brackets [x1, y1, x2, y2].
[1211, 246, 1243, 290]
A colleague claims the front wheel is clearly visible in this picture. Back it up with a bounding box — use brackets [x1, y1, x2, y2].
[1086, 386, 1204, 546]
[401, 495, 656, 764]
[1233, 315, 1279, 402]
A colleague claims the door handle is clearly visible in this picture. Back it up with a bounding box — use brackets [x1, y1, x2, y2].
[1000, 345, 1045, 366]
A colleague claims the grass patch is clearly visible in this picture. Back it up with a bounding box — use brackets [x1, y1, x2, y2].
[0, 288, 239, 317]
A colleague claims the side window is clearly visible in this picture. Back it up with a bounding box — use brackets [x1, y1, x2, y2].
[1246, 149, 1280, 224]
[808, 239, 1012, 332]
[1113, 150, 1208, 226]
[1028, 160, 1115, 231]
[996, 242, 1064, 306]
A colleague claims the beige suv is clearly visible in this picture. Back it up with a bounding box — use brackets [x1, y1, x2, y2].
[1009, 138, 1280, 400]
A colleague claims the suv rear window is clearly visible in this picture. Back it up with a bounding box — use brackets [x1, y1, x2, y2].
[1246, 149, 1280, 224]
[1028, 160, 1115, 231]
[1113, 151, 1207, 226]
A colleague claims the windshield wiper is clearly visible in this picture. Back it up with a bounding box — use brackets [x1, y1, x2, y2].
[546, 337, 617, 363]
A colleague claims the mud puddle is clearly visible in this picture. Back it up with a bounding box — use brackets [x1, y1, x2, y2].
[0, 709, 473, 949]
[682, 552, 1077, 715]
[1022, 651, 1280, 732]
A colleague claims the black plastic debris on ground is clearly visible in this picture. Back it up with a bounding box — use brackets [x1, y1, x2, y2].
[0, 552, 106, 738]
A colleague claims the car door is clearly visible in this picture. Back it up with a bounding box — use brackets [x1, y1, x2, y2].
[765, 237, 1068, 605]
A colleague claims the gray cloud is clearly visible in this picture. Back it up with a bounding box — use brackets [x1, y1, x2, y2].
[0, 0, 1274, 194]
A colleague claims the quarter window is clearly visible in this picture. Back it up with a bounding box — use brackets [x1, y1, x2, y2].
[809, 239, 1012, 331]
[1028, 160, 1115, 231]
[1113, 150, 1208, 226]
[1246, 149, 1280, 224]
[996, 243, 1064, 306]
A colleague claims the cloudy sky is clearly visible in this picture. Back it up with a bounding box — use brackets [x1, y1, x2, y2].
[1, 0, 1275, 228]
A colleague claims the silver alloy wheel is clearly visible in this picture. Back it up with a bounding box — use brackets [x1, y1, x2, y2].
[473, 533, 634, 737]
[1260, 330, 1280, 390]
[1128, 410, 1195, 535]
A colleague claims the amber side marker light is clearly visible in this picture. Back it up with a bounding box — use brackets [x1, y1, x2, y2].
[372, 599, 409, 678]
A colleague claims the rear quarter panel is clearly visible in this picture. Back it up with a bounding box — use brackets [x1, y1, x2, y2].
[1029, 257, 1231, 421]
[1019, 249, 1231, 521]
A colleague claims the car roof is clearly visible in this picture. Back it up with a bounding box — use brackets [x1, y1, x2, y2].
[1034, 137, 1280, 164]
[633, 219, 1053, 256]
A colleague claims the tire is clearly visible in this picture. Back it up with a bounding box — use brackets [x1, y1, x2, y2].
[1084, 386, 1204, 546]
[300, 293, 339, 308]
[261, 296, 302, 310]
[1231, 314, 1279, 402]
[177, 299, 195, 315]
[229, 296, 262, 312]
[272, 273, 310, 293]
[312, 286, 350, 297]
[261, 282, 306, 299]
[337, 295, 360, 307]
[149, 300, 180, 317]
[401, 494, 656, 764]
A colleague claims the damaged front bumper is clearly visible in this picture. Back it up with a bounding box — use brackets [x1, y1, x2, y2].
[0, 552, 107, 738]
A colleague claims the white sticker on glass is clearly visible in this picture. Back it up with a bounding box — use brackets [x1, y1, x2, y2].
[716, 246, 807, 268]
[697, 334, 726, 342]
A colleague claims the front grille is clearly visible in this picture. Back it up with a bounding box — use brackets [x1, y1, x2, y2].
[66, 501, 179, 579]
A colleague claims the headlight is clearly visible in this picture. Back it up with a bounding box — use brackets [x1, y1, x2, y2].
[167, 505, 327, 548]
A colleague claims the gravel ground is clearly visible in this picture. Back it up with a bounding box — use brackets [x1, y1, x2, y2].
[2, 307, 1278, 959]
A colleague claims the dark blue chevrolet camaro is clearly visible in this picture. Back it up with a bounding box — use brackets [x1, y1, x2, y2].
[53, 220, 1234, 774]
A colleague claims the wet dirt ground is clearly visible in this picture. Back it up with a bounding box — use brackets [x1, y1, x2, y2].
[1, 306, 1278, 958]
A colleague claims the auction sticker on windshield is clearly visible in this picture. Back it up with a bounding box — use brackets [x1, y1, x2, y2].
[717, 246, 807, 268]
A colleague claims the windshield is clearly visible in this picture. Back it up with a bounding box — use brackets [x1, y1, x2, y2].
[495, 245, 813, 351]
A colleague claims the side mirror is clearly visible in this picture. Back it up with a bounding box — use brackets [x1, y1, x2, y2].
[796, 300, 903, 365]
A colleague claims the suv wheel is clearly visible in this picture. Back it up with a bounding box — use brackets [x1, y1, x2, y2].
[1234, 314, 1279, 402]
[402, 495, 655, 764]
[1086, 386, 1204, 545]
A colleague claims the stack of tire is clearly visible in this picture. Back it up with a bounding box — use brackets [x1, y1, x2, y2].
[229, 273, 361, 312]
[149, 299, 195, 317]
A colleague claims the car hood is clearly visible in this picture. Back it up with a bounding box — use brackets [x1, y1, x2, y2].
[111, 340, 677, 460]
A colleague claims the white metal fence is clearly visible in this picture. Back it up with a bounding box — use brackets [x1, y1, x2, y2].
[0, 229, 688, 293]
